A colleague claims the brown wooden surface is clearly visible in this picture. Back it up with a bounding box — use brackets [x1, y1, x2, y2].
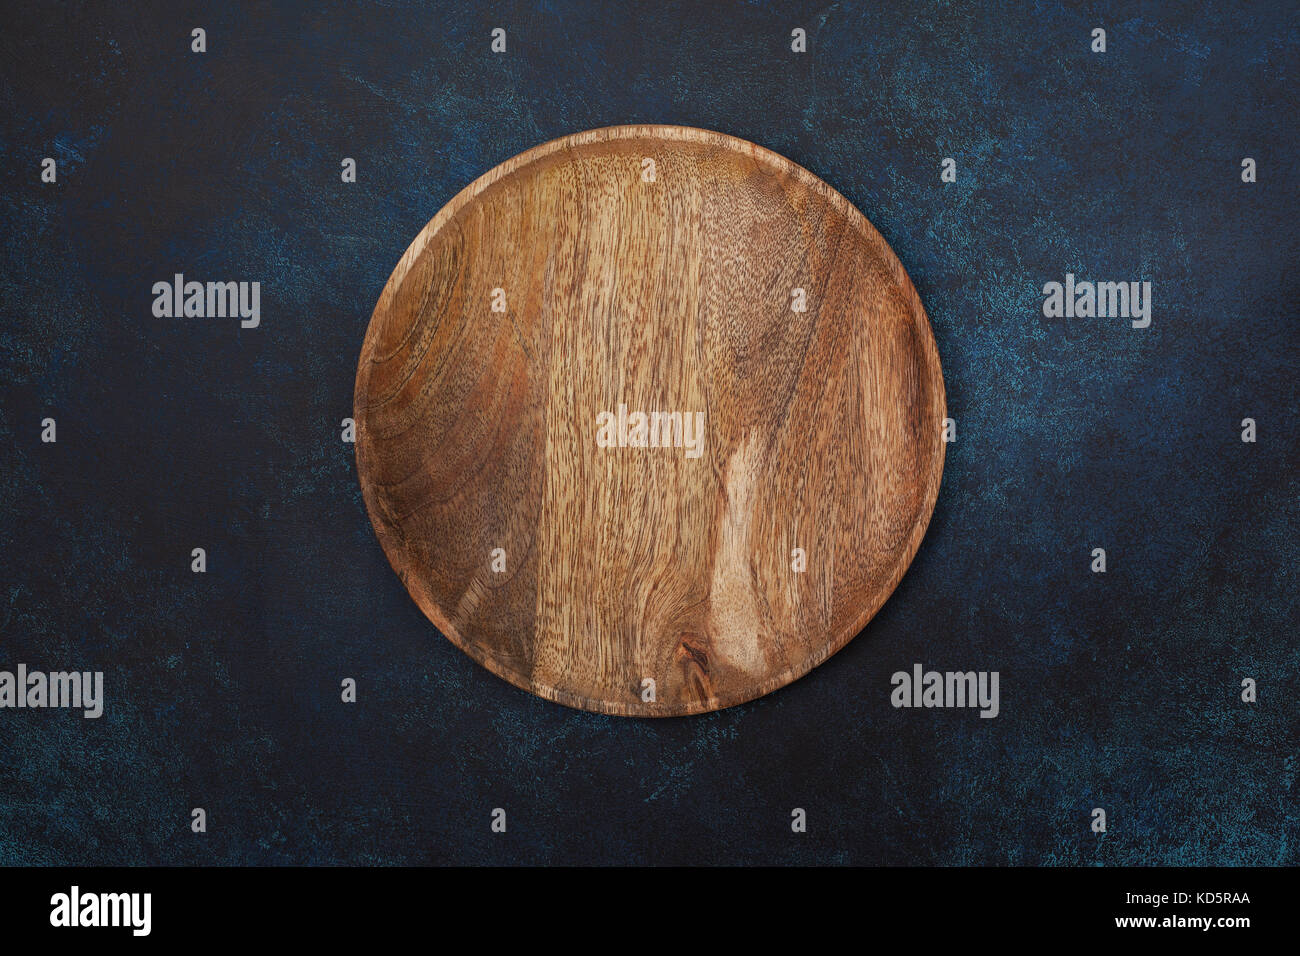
[354, 125, 945, 716]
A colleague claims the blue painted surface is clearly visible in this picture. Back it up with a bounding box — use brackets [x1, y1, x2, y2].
[0, 1, 1295, 865]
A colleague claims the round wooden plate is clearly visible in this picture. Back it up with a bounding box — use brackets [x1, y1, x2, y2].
[355, 125, 945, 716]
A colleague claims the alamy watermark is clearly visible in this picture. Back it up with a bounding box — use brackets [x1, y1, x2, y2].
[1042, 273, 1151, 328]
[50, 886, 150, 936]
[0, 665, 103, 718]
[152, 273, 261, 328]
[891, 664, 999, 718]
[595, 403, 705, 459]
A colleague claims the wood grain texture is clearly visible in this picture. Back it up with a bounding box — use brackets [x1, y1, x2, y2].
[354, 125, 945, 716]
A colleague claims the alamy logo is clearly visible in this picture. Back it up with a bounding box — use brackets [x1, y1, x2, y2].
[152, 273, 261, 328]
[0, 665, 103, 718]
[595, 403, 705, 459]
[891, 664, 999, 718]
[50, 886, 150, 936]
[1042, 273, 1151, 328]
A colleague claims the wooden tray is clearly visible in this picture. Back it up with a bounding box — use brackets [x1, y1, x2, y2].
[355, 125, 945, 716]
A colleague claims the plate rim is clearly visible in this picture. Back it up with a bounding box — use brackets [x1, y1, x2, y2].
[355, 124, 947, 717]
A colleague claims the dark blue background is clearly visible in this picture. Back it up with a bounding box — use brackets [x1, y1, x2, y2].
[1, 1, 1296, 865]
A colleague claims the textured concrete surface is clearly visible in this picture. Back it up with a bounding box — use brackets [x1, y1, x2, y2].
[0, 1, 1295, 865]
